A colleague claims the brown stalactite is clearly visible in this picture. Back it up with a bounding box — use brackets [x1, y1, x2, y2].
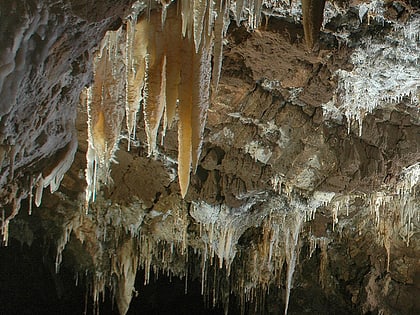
[302, 0, 326, 51]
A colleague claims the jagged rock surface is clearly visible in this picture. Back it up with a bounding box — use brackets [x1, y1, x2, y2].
[0, 1, 419, 315]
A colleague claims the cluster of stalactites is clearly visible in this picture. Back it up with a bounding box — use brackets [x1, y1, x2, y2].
[124, 0, 231, 198]
[84, 30, 126, 207]
[85, 0, 328, 202]
[236, 209, 304, 315]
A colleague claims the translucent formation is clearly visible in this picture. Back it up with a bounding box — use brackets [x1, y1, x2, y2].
[142, 11, 166, 156]
[87, 1, 325, 200]
[131, 2, 222, 197]
[84, 0, 337, 200]
[163, 7, 182, 131]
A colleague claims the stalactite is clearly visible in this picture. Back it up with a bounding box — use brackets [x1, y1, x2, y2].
[85, 1, 287, 199]
[143, 11, 166, 156]
[211, 0, 230, 94]
[178, 34, 194, 198]
[85, 30, 126, 207]
[251, 0, 263, 30]
[302, 0, 326, 51]
[125, 16, 148, 151]
[181, 0, 193, 38]
[12, 2, 416, 315]
[114, 238, 139, 315]
[163, 5, 182, 131]
[193, 0, 208, 52]
[235, 0, 245, 25]
[191, 14, 213, 172]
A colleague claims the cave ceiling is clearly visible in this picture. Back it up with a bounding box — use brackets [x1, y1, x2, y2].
[0, 1, 419, 314]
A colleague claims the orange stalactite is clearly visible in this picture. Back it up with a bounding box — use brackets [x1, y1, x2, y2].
[87, 1, 233, 199]
[125, 17, 148, 150]
[163, 5, 182, 131]
[178, 34, 194, 198]
[143, 11, 166, 156]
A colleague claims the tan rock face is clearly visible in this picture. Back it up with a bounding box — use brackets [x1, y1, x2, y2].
[1, 1, 419, 315]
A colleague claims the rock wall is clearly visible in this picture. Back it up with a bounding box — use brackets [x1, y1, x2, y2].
[0, 1, 419, 315]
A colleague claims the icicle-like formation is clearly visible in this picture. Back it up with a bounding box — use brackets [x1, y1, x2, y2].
[336, 18, 420, 136]
[369, 192, 395, 272]
[283, 210, 303, 315]
[88, 0, 297, 199]
[235, 0, 245, 25]
[1, 194, 22, 246]
[181, 0, 193, 38]
[231, 198, 305, 315]
[301, 0, 326, 50]
[322, 165, 418, 274]
[59, 197, 147, 313]
[114, 238, 139, 315]
[125, 15, 148, 151]
[143, 10, 166, 156]
[211, 0, 230, 94]
[1, 134, 76, 244]
[177, 34, 195, 198]
[55, 218, 77, 273]
[128, 2, 222, 197]
[362, 0, 385, 25]
[402, 17, 420, 41]
[190, 196, 310, 315]
[318, 238, 329, 289]
[85, 30, 126, 207]
[163, 6, 182, 131]
[191, 23, 212, 172]
[397, 163, 420, 246]
[190, 200, 261, 272]
[35, 135, 77, 207]
[251, 0, 264, 30]
[398, 162, 420, 194]
[193, 0, 208, 52]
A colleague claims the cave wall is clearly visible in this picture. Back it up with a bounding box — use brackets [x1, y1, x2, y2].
[0, 0, 134, 240]
[0, 1, 419, 315]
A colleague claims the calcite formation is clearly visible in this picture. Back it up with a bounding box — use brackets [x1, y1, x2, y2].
[0, 1, 419, 315]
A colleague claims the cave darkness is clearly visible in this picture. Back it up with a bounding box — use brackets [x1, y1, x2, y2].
[0, 237, 232, 315]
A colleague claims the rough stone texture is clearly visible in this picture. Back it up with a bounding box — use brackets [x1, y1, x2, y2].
[0, 0, 135, 231]
[0, 1, 419, 315]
